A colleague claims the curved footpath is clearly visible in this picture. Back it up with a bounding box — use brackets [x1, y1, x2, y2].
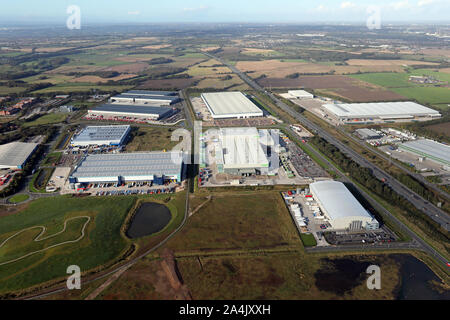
[0, 216, 91, 266]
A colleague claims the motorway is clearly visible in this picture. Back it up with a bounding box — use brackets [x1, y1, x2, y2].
[204, 52, 450, 232]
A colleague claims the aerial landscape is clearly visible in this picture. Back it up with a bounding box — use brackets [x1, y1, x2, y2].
[0, 0, 449, 309]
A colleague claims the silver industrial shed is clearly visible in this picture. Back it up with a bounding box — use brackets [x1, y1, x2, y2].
[0, 142, 39, 170]
[69, 152, 185, 184]
[201, 92, 263, 119]
[310, 181, 379, 231]
[398, 139, 450, 166]
[87, 104, 174, 120]
[70, 125, 131, 147]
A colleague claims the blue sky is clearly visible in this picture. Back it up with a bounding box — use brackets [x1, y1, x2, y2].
[2, 0, 449, 24]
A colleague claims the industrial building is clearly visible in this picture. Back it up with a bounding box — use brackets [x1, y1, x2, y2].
[0, 142, 39, 170]
[398, 139, 450, 166]
[69, 151, 185, 185]
[310, 181, 379, 231]
[355, 128, 382, 140]
[201, 92, 263, 119]
[213, 127, 277, 176]
[87, 104, 174, 121]
[287, 90, 314, 99]
[323, 101, 441, 123]
[110, 90, 180, 106]
[70, 125, 131, 147]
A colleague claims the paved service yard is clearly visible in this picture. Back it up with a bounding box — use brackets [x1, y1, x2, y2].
[48, 167, 72, 193]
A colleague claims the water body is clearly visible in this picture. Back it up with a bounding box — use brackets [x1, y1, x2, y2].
[126, 202, 172, 239]
[314, 254, 449, 299]
[393, 254, 450, 300]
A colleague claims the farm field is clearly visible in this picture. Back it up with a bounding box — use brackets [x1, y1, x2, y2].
[258, 75, 405, 102]
[390, 87, 450, 106]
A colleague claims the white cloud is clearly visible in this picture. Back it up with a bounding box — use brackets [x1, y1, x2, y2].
[418, 0, 435, 6]
[388, 0, 412, 10]
[127, 11, 140, 15]
[341, 1, 357, 9]
[316, 4, 328, 11]
[183, 5, 209, 12]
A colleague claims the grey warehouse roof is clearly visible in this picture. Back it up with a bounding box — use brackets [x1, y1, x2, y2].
[324, 101, 441, 118]
[115, 94, 179, 102]
[125, 90, 177, 96]
[91, 104, 173, 116]
[71, 125, 130, 145]
[310, 181, 372, 220]
[201, 92, 263, 117]
[0, 142, 39, 168]
[71, 152, 184, 179]
[399, 139, 450, 166]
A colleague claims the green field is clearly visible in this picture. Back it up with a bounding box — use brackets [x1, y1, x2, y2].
[166, 191, 301, 252]
[32, 83, 133, 94]
[23, 113, 67, 127]
[8, 194, 30, 204]
[350, 71, 450, 107]
[299, 233, 317, 247]
[0, 196, 136, 295]
[125, 127, 180, 152]
[389, 87, 450, 106]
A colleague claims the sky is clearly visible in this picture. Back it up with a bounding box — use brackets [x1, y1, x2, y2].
[1, 0, 449, 25]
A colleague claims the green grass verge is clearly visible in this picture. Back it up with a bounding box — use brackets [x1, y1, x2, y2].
[8, 194, 30, 204]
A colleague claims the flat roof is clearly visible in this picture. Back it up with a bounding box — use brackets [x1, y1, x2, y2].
[310, 181, 372, 220]
[0, 142, 39, 168]
[201, 92, 263, 118]
[399, 139, 450, 166]
[71, 125, 130, 145]
[90, 104, 173, 116]
[288, 90, 313, 96]
[324, 102, 441, 119]
[114, 94, 179, 102]
[71, 152, 184, 179]
[125, 90, 177, 96]
[219, 127, 269, 168]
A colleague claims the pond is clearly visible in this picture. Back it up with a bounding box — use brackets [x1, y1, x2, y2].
[126, 202, 172, 239]
[314, 254, 449, 299]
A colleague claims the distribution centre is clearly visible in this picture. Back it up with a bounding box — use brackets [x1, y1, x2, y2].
[0, 142, 39, 170]
[310, 180, 379, 231]
[69, 151, 185, 185]
[398, 139, 450, 166]
[70, 125, 131, 147]
[87, 104, 174, 121]
[201, 91, 263, 119]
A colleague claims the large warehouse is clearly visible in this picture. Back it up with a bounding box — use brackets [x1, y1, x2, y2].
[69, 151, 185, 184]
[110, 90, 180, 106]
[398, 139, 450, 166]
[310, 181, 379, 231]
[70, 125, 131, 147]
[201, 92, 264, 119]
[323, 101, 441, 123]
[0, 142, 39, 170]
[87, 104, 174, 121]
[214, 127, 276, 175]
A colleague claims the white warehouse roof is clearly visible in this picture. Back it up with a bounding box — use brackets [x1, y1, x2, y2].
[324, 101, 441, 119]
[201, 92, 263, 119]
[399, 139, 450, 166]
[219, 127, 269, 169]
[310, 181, 378, 230]
[0, 142, 39, 169]
[288, 90, 314, 98]
[71, 125, 131, 147]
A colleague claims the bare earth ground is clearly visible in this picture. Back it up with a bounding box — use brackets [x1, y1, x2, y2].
[258, 75, 406, 102]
